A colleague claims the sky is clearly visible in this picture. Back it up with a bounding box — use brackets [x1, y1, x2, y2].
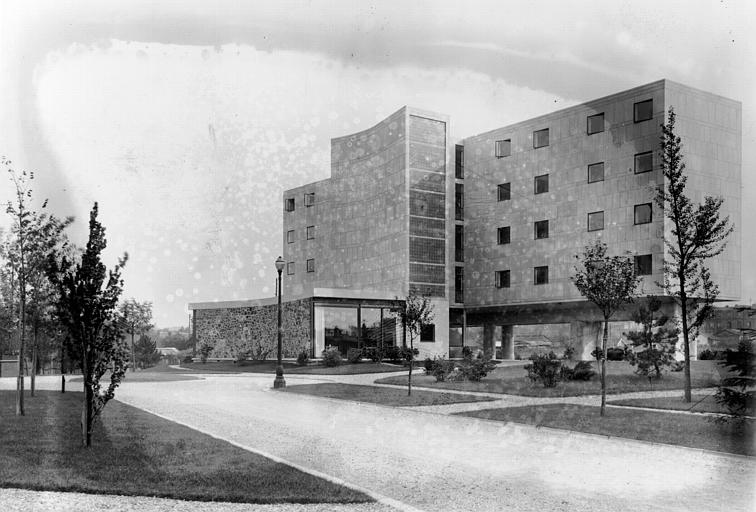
[1, 0, 754, 327]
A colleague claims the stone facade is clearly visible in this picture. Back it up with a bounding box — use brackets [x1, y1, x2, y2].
[194, 298, 312, 359]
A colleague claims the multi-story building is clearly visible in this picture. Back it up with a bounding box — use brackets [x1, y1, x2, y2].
[190, 79, 741, 360]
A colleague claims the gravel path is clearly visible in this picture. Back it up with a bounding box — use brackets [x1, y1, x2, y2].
[2, 374, 753, 511]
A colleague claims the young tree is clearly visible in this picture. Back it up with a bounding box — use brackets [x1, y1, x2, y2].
[118, 299, 154, 372]
[134, 334, 160, 369]
[656, 108, 733, 402]
[625, 297, 678, 379]
[398, 291, 434, 396]
[47, 203, 129, 447]
[715, 339, 755, 422]
[572, 240, 640, 416]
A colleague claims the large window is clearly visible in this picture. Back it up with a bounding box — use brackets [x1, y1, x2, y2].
[495, 270, 511, 289]
[454, 266, 464, 303]
[287, 262, 295, 275]
[497, 183, 511, 201]
[587, 113, 604, 135]
[534, 220, 549, 239]
[634, 203, 653, 224]
[284, 197, 295, 212]
[634, 254, 652, 276]
[455, 144, 464, 178]
[287, 230, 295, 244]
[587, 211, 604, 232]
[455, 225, 464, 262]
[534, 266, 549, 285]
[304, 192, 315, 207]
[497, 226, 511, 245]
[533, 128, 549, 148]
[455, 183, 464, 220]
[534, 174, 549, 194]
[588, 162, 605, 183]
[306, 225, 315, 239]
[495, 139, 511, 158]
[634, 99, 653, 122]
[306, 258, 315, 273]
[634, 152, 653, 174]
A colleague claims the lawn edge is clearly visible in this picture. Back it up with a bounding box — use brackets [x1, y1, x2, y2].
[114, 397, 424, 512]
[454, 406, 755, 460]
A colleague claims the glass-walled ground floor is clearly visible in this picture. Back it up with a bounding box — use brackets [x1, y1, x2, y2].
[313, 300, 403, 356]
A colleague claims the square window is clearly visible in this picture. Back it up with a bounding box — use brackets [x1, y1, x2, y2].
[420, 323, 435, 342]
[286, 230, 295, 244]
[284, 198, 295, 212]
[587, 113, 604, 135]
[495, 139, 511, 158]
[495, 270, 511, 289]
[534, 220, 549, 239]
[497, 183, 511, 201]
[534, 266, 549, 285]
[304, 193, 315, 207]
[306, 258, 315, 273]
[587, 211, 604, 232]
[533, 128, 549, 148]
[634, 203, 652, 225]
[634, 254, 652, 276]
[306, 225, 315, 239]
[634, 99, 653, 122]
[634, 152, 653, 174]
[497, 226, 511, 245]
[286, 262, 295, 275]
[588, 162, 605, 183]
[534, 174, 549, 194]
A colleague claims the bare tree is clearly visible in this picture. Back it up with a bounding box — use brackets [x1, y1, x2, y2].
[656, 108, 733, 402]
[398, 291, 434, 396]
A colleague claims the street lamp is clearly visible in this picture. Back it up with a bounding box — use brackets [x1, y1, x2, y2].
[274, 256, 286, 389]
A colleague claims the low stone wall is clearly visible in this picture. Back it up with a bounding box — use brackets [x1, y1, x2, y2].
[195, 298, 312, 359]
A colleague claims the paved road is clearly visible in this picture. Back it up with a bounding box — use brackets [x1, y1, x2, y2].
[108, 373, 754, 512]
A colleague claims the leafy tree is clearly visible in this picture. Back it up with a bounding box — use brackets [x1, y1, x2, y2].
[47, 203, 129, 447]
[118, 299, 153, 372]
[715, 339, 755, 422]
[134, 334, 161, 369]
[398, 291, 434, 396]
[656, 108, 733, 402]
[572, 240, 640, 416]
[625, 297, 678, 379]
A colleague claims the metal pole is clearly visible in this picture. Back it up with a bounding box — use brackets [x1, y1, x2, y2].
[274, 268, 286, 388]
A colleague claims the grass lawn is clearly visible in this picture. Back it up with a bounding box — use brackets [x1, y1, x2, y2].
[281, 383, 496, 407]
[0, 390, 371, 504]
[70, 371, 202, 383]
[375, 361, 722, 397]
[458, 403, 754, 456]
[609, 393, 732, 414]
[162, 360, 406, 375]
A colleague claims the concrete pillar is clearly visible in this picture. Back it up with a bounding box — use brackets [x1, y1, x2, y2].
[502, 325, 514, 360]
[483, 323, 496, 357]
[570, 320, 603, 360]
[314, 306, 325, 356]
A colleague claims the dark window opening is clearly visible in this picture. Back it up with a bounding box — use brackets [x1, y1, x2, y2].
[534, 220, 549, 239]
[287, 230, 295, 244]
[495, 139, 511, 158]
[587, 113, 605, 135]
[455, 225, 464, 262]
[534, 174, 549, 195]
[533, 128, 549, 148]
[587, 211, 604, 232]
[495, 270, 511, 289]
[534, 266, 549, 285]
[455, 183, 464, 221]
[306, 226, 315, 239]
[306, 259, 315, 273]
[634, 151, 653, 174]
[285, 198, 295, 212]
[497, 226, 511, 245]
[304, 193, 315, 207]
[455, 266, 464, 303]
[588, 162, 605, 183]
[420, 323, 435, 342]
[634, 203, 652, 224]
[455, 144, 465, 178]
[634, 99, 653, 122]
[634, 254, 652, 276]
[497, 183, 511, 201]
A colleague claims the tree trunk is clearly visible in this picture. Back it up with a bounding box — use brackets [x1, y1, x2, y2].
[16, 289, 25, 416]
[81, 356, 92, 447]
[600, 319, 608, 417]
[60, 338, 66, 393]
[131, 330, 136, 372]
[408, 338, 413, 397]
[679, 288, 692, 402]
[31, 320, 38, 397]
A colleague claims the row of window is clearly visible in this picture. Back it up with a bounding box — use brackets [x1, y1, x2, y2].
[284, 193, 316, 212]
[496, 152, 654, 201]
[496, 203, 653, 244]
[494, 99, 653, 157]
[287, 226, 316, 243]
[494, 255, 653, 289]
[285, 259, 315, 275]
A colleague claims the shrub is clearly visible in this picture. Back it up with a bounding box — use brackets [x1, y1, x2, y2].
[570, 361, 596, 381]
[296, 350, 309, 366]
[362, 347, 382, 362]
[461, 346, 473, 359]
[715, 339, 755, 421]
[347, 348, 363, 364]
[382, 346, 402, 363]
[428, 357, 456, 382]
[562, 345, 575, 360]
[423, 357, 435, 375]
[524, 352, 563, 387]
[606, 347, 626, 361]
[670, 360, 684, 372]
[460, 357, 497, 381]
[322, 347, 342, 367]
[181, 355, 193, 364]
[698, 348, 717, 360]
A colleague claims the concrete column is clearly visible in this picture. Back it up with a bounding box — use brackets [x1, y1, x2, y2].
[502, 325, 514, 360]
[314, 306, 325, 356]
[483, 324, 496, 357]
[570, 320, 603, 360]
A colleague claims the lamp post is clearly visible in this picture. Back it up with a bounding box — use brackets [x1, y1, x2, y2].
[274, 256, 286, 389]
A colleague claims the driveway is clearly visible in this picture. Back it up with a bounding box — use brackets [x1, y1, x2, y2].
[107, 373, 754, 512]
